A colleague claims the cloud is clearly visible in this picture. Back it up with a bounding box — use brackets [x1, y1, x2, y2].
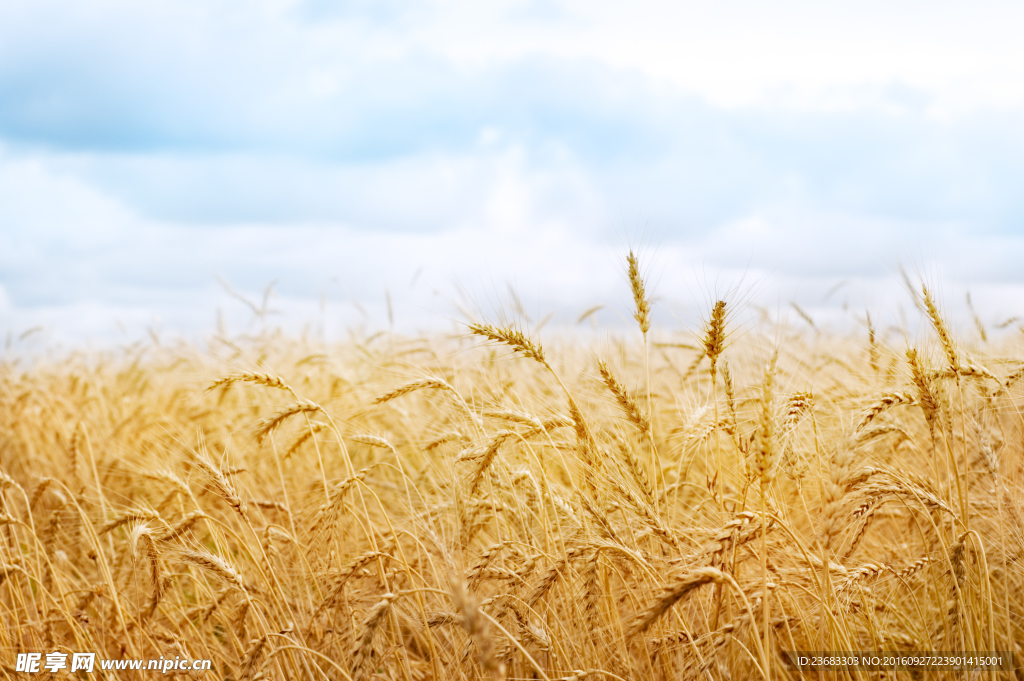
[3, 0, 1024, 343]
[7, 68, 1024, 235]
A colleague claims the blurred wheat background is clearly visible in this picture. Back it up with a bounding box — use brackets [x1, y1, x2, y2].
[1, 252, 1021, 680]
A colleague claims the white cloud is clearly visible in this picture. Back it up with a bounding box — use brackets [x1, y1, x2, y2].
[2, 0, 1024, 345]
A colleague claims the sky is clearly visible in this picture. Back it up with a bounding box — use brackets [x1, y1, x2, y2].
[3, 0, 1024, 347]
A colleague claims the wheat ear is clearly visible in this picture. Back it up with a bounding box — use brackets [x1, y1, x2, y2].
[468, 323, 547, 367]
[351, 593, 396, 681]
[629, 566, 729, 637]
[207, 372, 298, 399]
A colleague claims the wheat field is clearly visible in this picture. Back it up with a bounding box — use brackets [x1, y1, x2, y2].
[1, 259, 1022, 680]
